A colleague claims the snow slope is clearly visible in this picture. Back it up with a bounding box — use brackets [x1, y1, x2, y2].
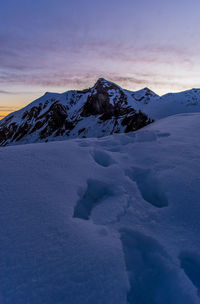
[1, 113, 200, 303]
[140, 88, 200, 119]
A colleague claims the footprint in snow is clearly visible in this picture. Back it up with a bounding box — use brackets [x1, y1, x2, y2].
[73, 179, 115, 220]
[179, 251, 200, 297]
[125, 167, 168, 208]
[120, 229, 196, 304]
[91, 150, 116, 167]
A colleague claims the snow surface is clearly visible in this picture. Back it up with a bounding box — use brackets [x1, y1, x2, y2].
[139, 88, 200, 119]
[1, 113, 200, 303]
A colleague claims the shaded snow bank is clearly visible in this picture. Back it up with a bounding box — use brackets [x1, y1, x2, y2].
[0, 113, 200, 303]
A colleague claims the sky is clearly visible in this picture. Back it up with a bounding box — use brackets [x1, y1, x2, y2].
[1, 0, 200, 119]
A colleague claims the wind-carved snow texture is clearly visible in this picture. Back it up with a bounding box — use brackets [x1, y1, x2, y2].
[136, 131, 157, 142]
[91, 150, 115, 167]
[120, 229, 195, 304]
[78, 141, 90, 148]
[126, 167, 168, 208]
[179, 251, 200, 297]
[157, 132, 171, 138]
[73, 179, 114, 220]
[2, 113, 200, 303]
[98, 141, 121, 153]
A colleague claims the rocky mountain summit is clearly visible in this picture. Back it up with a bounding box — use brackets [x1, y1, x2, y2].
[1, 78, 200, 147]
[0, 78, 153, 146]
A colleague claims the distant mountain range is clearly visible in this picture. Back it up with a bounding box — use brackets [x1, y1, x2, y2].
[1, 78, 200, 146]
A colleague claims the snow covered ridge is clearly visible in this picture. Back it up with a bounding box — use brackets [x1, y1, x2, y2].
[1, 113, 200, 303]
[1, 78, 200, 146]
[0, 78, 153, 146]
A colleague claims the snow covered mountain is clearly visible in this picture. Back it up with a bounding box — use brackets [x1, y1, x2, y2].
[139, 88, 200, 119]
[1, 78, 200, 146]
[0, 78, 153, 146]
[1, 113, 200, 303]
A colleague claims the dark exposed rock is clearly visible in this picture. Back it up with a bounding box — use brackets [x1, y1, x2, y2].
[22, 105, 43, 120]
[13, 122, 32, 141]
[0, 122, 18, 144]
[30, 121, 46, 134]
[81, 78, 128, 119]
[81, 93, 114, 117]
[121, 111, 153, 133]
[0, 78, 154, 146]
[65, 120, 75, 131]
[78, 128, 86, 135]
[76, 88, 90, 94]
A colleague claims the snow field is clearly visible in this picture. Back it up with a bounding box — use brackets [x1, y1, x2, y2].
[1, 113, 200, 303]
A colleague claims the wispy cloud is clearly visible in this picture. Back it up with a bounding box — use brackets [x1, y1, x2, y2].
[0, 89, 36, 95]
[0, 106, 19, 110]
[0, 90, 19, 95]
[0, 30, 200, 97]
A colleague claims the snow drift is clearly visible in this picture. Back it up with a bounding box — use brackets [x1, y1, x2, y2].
[0, 113, 200, 303]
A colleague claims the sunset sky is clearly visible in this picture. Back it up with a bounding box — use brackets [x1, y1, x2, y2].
[1, 0, 200, 119]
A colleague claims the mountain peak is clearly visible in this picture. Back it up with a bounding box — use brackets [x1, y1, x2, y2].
[0, 78, 153, 146]
[94, 78, 112, 87]
[4, 78, 200, 147]
[96, 77, 109, 83]
[97, 77, 107, 82]
[143, 87, 159, 97]
[93, 78, 121, 91]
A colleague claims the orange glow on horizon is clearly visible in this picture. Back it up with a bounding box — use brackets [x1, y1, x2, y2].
[0, 107, 21, 120]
